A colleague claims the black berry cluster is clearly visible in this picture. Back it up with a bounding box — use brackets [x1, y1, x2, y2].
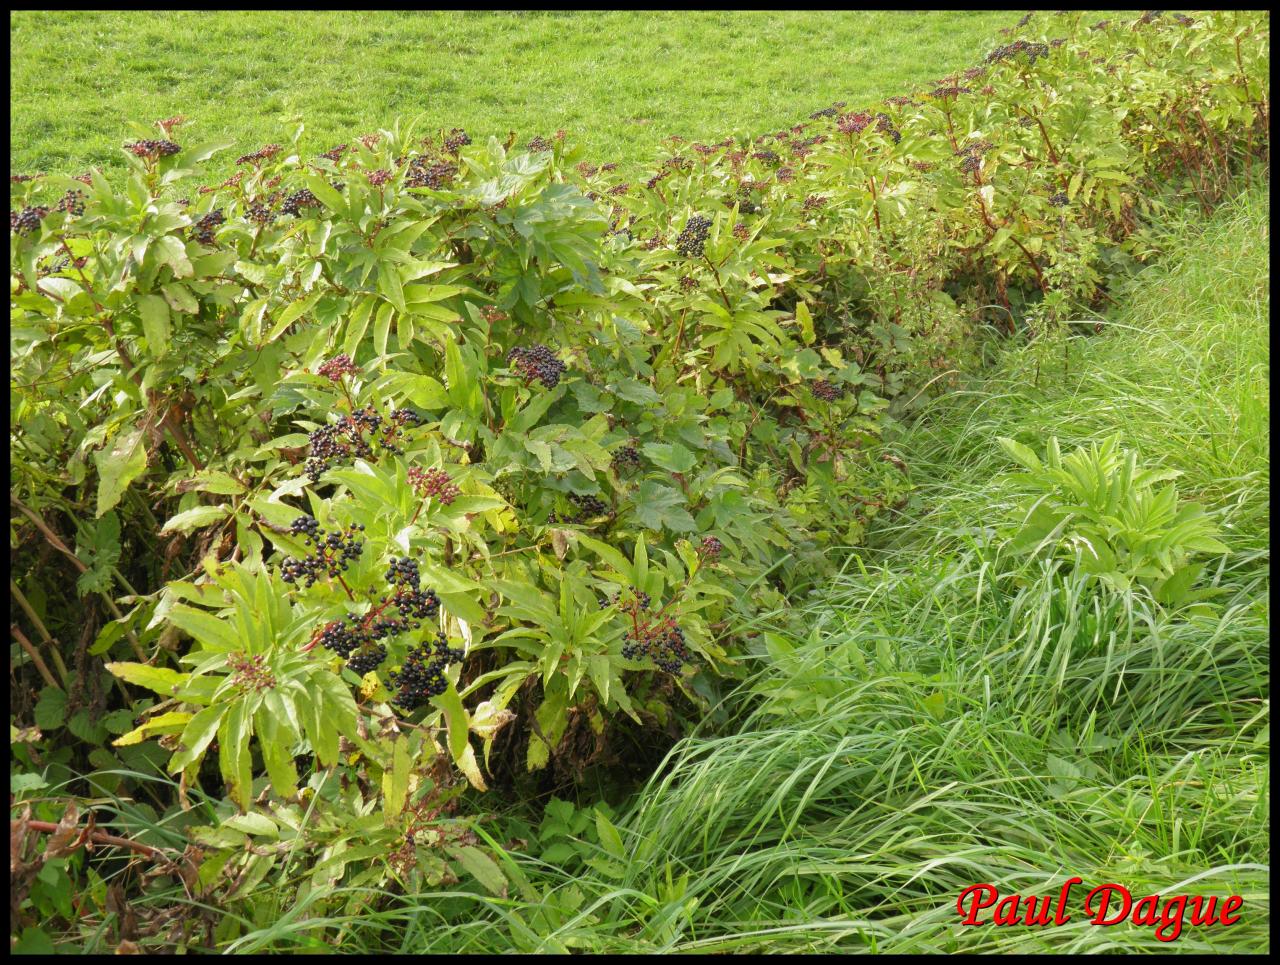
[389, 633, 465, 709]
[812, 379, 846, 401]
[930, 85, 972, 100]
[125, 139, 181, 159]
[528, 135, 552, 152]
[507, 344, 566, 389]
[56, 190, 86, 216]
[803, 194, 827, 211]
[10, 174, 38, 184]
[247, 201, 277, 226]
[303, 404, 417, 481]
[280, 521, 365, 588]
[699, 535, 723, 559]
[610, 587, 652, 615]
[281, 188, 321, 216]
[385, 555, 420, 588]
[191, 209, 225, 245]
[1048, 192, 1070, 208]
[675, 214, 712, 258]
[611, 443, 642, 473]
[347, 643, 387, 675]
[568, 492, 608, 518]
[405, 158, 456, 190]
[407, 466, 461, 505]
[444, 128, 472, 153]
[320, 144, 348, 162]
[10, 206, 47, 235]
[875, 113, 902, 143]
[987, 39, 1050, 65]
[622, 618, 693, 674]
[751, 149, 780, 164]
[367, 168, 393, 187]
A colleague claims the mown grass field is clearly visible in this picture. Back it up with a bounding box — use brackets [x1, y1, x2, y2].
[9, 10, 1016, 175]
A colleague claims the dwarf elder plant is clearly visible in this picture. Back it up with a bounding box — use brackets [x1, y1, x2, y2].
[9, 10, 1269, 902]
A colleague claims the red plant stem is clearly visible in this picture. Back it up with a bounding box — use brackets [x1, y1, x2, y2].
[11, 623, 59, 689]
[16, 819, 166, 859]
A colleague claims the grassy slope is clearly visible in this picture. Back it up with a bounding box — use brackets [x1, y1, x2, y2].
[8, 10, 1014, 175]
[330, 189, 1264, 954]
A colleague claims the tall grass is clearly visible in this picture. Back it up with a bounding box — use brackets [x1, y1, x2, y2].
[290, 188, 1269, 954]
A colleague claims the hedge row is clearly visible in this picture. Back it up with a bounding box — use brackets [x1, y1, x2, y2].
[9, 10, 1269, 897]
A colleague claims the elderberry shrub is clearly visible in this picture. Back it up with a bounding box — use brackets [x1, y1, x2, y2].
[675, 214, 712, 257]
[280, 522, 365, 588]
[507, 344, 566, 388]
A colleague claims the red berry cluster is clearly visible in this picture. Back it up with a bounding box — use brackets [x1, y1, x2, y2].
[699, 535, 723, 559]
[407, 467, 461, 505]
[838, 111, 873, 135]
[317, 354, 360, 381]
[55, 190, 86, 216]
[227, 652, 277, 693]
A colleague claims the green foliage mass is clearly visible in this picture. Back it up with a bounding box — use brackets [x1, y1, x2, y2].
[9, 9, 1269, 942]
